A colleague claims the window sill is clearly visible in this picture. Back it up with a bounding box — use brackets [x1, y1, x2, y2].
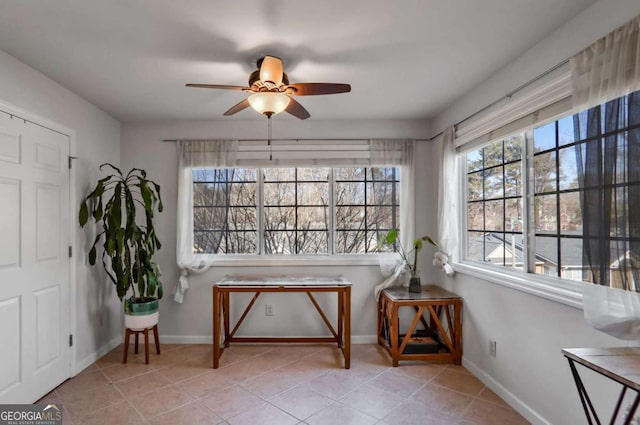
[452, 261, 584, 309]
[195, 255, 381, 267]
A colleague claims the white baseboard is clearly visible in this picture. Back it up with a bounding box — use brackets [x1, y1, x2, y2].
[74, 335, 122, 376]
[159, 334, 378, 344]
[462, 357, 551, 425]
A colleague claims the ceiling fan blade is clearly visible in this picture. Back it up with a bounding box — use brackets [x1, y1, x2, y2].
[223, 98, 251, 116]
[285, 97, 310, 120]
[287, 83, 351, 96]
[186, 84, 249, 91]
[259, 56, 283, 86]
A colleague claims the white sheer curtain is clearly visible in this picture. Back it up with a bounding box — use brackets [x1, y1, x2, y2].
[570, 14, 640, 339]
[371, 139, 415, 298]
[571, 14, 640, 111]
[174, 140, 238, 303]
[434, 127, 457, 277]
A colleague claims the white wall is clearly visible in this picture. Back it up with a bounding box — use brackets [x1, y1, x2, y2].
[120, 119, 432, 342]
[0, 49, 122, 371]
[430, 0, 640, 424]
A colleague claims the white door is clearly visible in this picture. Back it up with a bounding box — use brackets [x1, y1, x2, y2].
[0, 112, 71, 403]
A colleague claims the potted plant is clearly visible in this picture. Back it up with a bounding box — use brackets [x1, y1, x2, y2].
[79, 163, 164, 330]
[378, 229, 439, 293]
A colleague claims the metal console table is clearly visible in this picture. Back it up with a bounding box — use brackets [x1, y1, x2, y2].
[563, 347, 640, 425]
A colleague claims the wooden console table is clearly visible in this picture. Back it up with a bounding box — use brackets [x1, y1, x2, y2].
[212, 275, 351, 369]
[563, 347, 640, 424]
[377, 285, 462, 366]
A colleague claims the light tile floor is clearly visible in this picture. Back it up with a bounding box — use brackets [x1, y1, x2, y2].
[38, 343, 530, 425]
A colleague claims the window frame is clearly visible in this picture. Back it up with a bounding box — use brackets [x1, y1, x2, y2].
[455, 90, 640, 307]
[191, 165, 400, 264]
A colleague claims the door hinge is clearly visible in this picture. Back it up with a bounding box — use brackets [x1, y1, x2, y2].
[68, 246, 72, 258]
[69, 334, 73, 347]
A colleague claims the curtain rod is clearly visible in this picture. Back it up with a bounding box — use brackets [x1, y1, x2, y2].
[427, 57, 571, 142]
[162, 138, 430, 142]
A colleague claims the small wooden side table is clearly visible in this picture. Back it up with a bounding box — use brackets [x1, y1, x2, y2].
[377, 285, 462, 366]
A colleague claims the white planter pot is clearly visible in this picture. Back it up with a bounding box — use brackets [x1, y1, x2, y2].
[124, 311, 159, 330]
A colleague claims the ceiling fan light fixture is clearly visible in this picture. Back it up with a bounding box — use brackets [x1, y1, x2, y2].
[248, 92, 290, 117]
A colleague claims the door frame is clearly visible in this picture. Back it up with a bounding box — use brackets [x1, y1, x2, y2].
[0, 99, 78, 377]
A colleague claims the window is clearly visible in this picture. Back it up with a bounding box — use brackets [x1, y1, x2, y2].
[464, 89, 640, 291]
[193, 166, 400, 255]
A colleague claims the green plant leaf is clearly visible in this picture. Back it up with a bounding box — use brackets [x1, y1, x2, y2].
[157, 281, 163, 300]
[93, 197, 103, 221]
[88, 246, 96, 265]
[385, 229, 398, 245]
[421, 235, 439, 247]
[100, 163, 122, 176]
[79, 201, 89, 226]
[414, 239, 423, 251]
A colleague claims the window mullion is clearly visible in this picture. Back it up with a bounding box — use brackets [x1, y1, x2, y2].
[523, 129, 536, 274]
[329, 168, 335, 255]
[258, 168, 264, 255]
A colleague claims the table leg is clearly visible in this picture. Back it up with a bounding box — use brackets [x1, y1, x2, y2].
[337, 289, 344, 348]
[344, 286, 351, 369]
[454, 300, 462, 365]
[390, 303, 399, 367]
[567, 358, 598, 425]
[223, 291, 230, 347]
[213, 286, 220, 369]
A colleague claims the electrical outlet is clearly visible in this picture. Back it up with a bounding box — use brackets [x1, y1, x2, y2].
[489, 339, 497, 357]
[265, 304, 274, 316]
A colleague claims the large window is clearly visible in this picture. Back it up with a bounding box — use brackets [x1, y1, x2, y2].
[465, 89, 640, 291]
[193, 166, 400, 255]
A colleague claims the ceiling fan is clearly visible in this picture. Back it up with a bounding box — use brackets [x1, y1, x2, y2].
[186, 55, 351, 120]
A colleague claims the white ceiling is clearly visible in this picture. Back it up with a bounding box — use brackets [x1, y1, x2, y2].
[0, 0, 596, 123]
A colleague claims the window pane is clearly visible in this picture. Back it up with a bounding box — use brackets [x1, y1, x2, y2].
[297, 231, 329, 254]
[483, 144, 503, 168]
[558, 115, 575, 146]
[193, 182, 217, 206]
[534, 122, 556, 151]
[335, 230, 367, 254]
[558, 147, 579, 190]
[504, 135, 523, 162]
[264, 207, 295, 230]
[336, 206, 364, 230]
[485, 200, 504, 231]
[559, 192, 582, 234]
[297, 183, 328, 205]
[467, 172, 483, 201]
[229, 169, 257, 182]
[226, 231, 257, 254]
[534, 151, 557, 193]
[466, 231, 485, 262]
[264, 183, 295, 205]
[297, 207, 328, 230]
[534, 236, 558, 277]
[467, 202, 483, 231]
[194, 231, 224, 254]
[367, 182, 395, 204]
[193, 206, 227, 230]
[336, 182, 365, 205]
[367, 206, 395, 229]
[504, 163, 522, 197]
[505, 198, 522, 231]
[560, 238, 583, 282]
[535, 194, 557, 233]
[227, 207, 257, 230]
[297, 168, 329, 181]
[467, 149, 483, 172]
[609, 186, 628, 237]
[263, 168, 295, 181]
[484, 167, 504, 199]
[264, 231, 295, 254]
[228, 182, 256, 206]
[335, 167, 365, 181]
[370, 167, 397, 181]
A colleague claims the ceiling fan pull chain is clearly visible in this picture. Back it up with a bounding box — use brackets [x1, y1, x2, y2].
[268, 116, 273, 161]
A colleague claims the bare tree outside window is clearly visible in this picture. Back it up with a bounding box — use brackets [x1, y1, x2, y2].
[192, 166, 400, 255]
